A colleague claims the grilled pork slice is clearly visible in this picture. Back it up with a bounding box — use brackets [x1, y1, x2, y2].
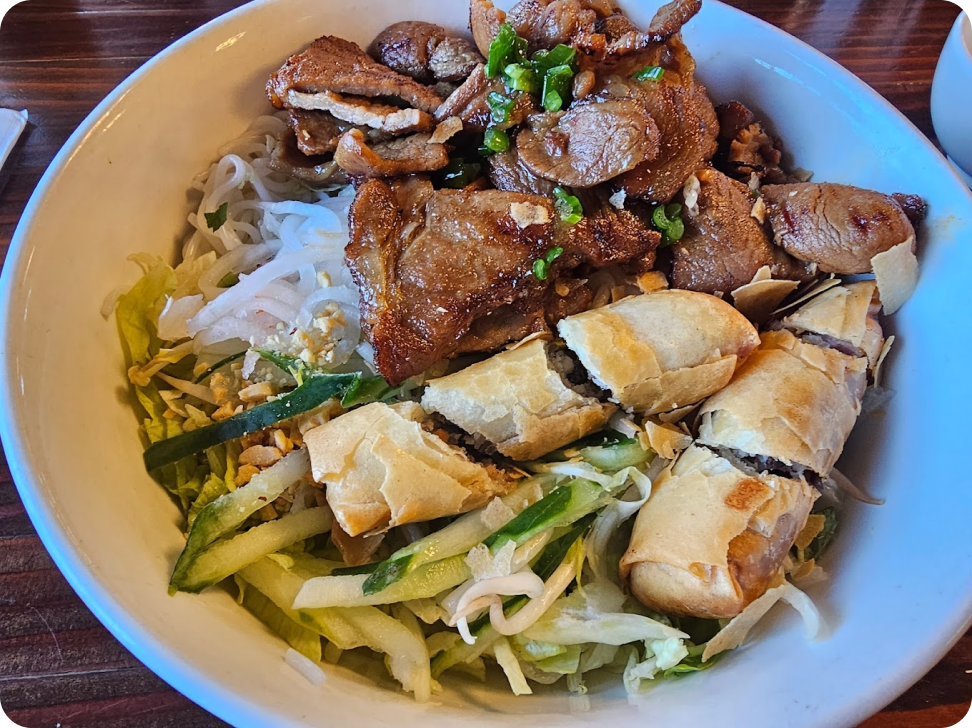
[369, 21, 483, 84]
[762, 182, 922, 274]
[672, 168, 812, 295]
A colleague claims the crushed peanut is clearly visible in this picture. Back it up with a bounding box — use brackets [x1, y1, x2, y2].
[235, 464, 261, 486]
[240, 445, 283, 468]
[239, 381, 277, 403]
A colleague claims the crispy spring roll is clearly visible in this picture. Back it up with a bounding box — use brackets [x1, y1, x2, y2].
[556, 290, 760, 415]
[620, 445, 817, 619]
[305, 401, 509, 537]
[697, 330, 867, 476]
[421, 339, 616, 462]
[781, 280, 884, 367]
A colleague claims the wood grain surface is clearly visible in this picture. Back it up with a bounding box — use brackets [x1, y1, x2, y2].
[0, 1, 968, 726]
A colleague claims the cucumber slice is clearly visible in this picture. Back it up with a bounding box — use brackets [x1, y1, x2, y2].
[359, 475, 558, 596]
[169, 450, 310, 589]
[293, 554, 470, 609]
[143, 373, 356, 470]
[172, 506, 332, 593]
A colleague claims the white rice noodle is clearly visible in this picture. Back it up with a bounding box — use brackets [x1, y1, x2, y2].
[702, 582, 822, 662]
[198, 242, 274, 300]
[188, 246, 338, 335]
[157, 294, 205, 341]
[488, 561, 577, 636]
[285, 648, 326, 687]
[440, 533, 551, 617]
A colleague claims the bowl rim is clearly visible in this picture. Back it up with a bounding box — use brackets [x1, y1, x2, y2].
[1, 1, 971, 726]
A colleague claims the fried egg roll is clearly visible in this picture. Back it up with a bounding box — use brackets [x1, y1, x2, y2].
[557, 290, 760, 415]
[421, 339, 616, 461]
[305, 401, 509, 536]
[620, 445, 816, 619]
[697, 329, 867, 477]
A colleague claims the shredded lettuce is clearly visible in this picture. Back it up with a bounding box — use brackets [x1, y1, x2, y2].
[236, 576, 322, 663]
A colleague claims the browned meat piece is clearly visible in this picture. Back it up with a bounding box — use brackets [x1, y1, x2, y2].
[595, 12, 638, 41]
[435, 64, 537, 132]
[615, 74, 719, 203]
[470, 0, 507, 56]
[714, 102, 791, 184]
[268, 130, 348, 187]
[347, 178, 563, 384]
[430, 37, 486, 83]
[333, 129, 450, 177]
[456, 277, 593, 354]
[604, 0, 702, 56]
[456, 299, 548, 354]
[288, 109, 391, 156]
[516, 98, 660, 188]
[891, 193, 927, 227]
[571, 188, 661, 270]
[715, 100, 755, 142]
[762, 183, 920, 274]
[488, 143, 558, 196]
[369, 21, 484, 84]
[508, 0, 603, 54]
[285, 90, 435, 135]
[671, 168, 810, 295]
[267, 35, 443, 114]
[369, 21, 447, 83]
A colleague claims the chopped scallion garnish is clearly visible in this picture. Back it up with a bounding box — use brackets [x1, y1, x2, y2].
[483, 128, 511, 154]
[533, 44, 577, 73]
[205, 202, 228, 232]
[542, 64, 574, 112]
[504, 63, 540, 94]
[533, 258, 550, 280]
[553, 186, 584, 225]
[652, 201, 686, 247]
[633, 65, 665, 82]
[545, 246, 564, 264]
[486, 23, 525, 78]
[487, 91, 515, 125]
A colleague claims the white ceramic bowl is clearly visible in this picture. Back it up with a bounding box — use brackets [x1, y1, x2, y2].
[932, 12, 972, 186]
[2, 1, 971, 726]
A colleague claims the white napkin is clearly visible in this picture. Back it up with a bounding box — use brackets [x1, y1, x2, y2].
[0, 108, 28, 173]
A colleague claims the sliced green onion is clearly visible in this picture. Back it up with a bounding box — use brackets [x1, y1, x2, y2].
[666, 216, 685, 242]
[553, 186, 584, 225]
[545, 246, 564, 264]
[652, 205, 671, 230]
[487, 92, 515, 125]
[633, 65, 665, 82]
[665, 202, 683, 218]
[483, 128, 510, 153]
[217, 272, 239, 288]
[543, 89, 563, 112]
[504, 63, 540, 94]
[486, 23, 518, 78]
[533, 258, 549, 281]
[541, 64, 574, 112]
[435, 157, 482, 189]
[205, 202, 228, 231]
[533, 44, 577, 72]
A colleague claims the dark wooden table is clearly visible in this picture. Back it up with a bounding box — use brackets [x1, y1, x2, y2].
[0, 0, 968, 726]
